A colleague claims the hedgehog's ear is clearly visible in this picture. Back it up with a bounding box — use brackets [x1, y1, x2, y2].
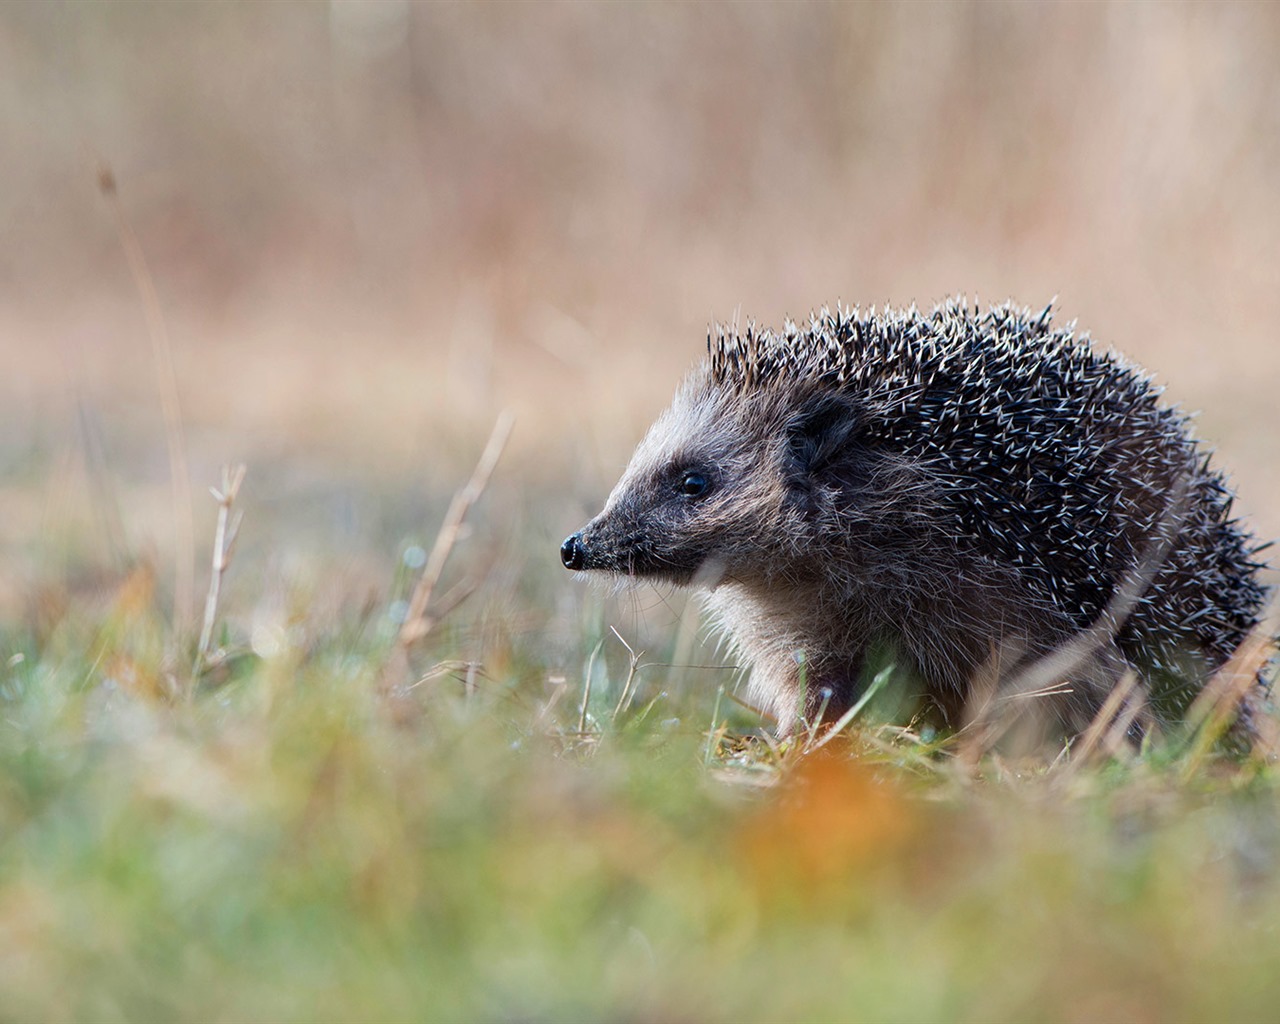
[785, 393, 861, 482]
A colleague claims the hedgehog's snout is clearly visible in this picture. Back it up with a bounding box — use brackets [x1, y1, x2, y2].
[561, 532, 587, 571]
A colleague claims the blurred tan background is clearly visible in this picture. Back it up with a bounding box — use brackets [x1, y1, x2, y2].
[3, 2, 1279, 612]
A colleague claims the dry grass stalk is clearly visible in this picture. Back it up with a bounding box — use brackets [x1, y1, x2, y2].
[609, 626, 643, 719]
[98, 163, 195, 637]
[1059, 672, 1143, 774]
[805, 667, 892, 755]
[579, 637, 605, 734]
[722, 689, 773, 724]
[407, 660, 477, 688]
[1249, 688, 1280, 764]
[192, 464, 246, 686]
[397, 410, 515, 649]
[532, 676, 569, 733]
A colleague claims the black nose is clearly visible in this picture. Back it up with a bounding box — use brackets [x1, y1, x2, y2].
[561, 532, 586, 571]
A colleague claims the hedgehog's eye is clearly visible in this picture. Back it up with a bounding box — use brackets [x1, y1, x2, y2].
[678, 471, 711, 498]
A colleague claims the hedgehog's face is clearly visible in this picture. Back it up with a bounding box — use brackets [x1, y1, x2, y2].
[561, 375, 849, 587]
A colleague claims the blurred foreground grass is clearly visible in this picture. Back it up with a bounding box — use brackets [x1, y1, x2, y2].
[3, 463, 1280, 1024]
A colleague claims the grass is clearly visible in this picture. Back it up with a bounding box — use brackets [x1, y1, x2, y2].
[3, 446, 1280, 1024]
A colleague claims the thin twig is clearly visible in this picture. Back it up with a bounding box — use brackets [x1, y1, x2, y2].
[398, 411, 515, 649]
[98, 164, 195, 637]
[192, 464, 246, 686]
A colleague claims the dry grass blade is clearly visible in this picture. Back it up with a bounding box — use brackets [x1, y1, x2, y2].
[1180, 617, 1279, 779]
[398, 410, 515, 649]
[192, 464, 246, 687]
[1070, 670, 1141, 768]
[1249, 687, 1280, 764]
[1098, 690, 1146, 762]
[703, 684, 726, 764]
[98, 162, 195, 638]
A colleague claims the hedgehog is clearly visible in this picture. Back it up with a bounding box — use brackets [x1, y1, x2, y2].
[560, 299, 1271, 740]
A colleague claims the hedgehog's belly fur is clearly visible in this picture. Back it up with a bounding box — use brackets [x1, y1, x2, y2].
[702, 569, 1130, 737]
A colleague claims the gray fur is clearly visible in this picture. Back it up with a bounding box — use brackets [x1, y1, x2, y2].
[563, 300, 1271, 737]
